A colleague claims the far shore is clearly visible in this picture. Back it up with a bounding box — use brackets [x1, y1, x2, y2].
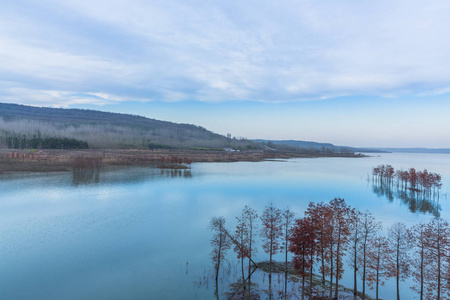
[0, 149, 365, 173]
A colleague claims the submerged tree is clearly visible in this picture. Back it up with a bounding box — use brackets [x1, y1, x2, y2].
[411, 223, 427, 300]
[359, 211, 382, 300]
[209, 216, 232, 284]
[243, 206, 258, 292]
[347, 210, 363, 297]
[260, 203, 283, 298]
[423, 218, 449, 300]
[289, 217, 316, 300]
[234, 213, 249, 288]
[366, 235, 389, 300]
[386, 222, 413, 300]
[329, 198, 353, 300]
[282, 209, 295, 299]
[371, 165, 443, 216]
[305, 202, 332, 288]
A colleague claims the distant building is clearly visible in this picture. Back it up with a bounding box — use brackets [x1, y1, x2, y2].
[223, 147, 239, 152]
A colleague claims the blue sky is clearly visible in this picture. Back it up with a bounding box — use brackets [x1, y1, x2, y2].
[1, 0, 450, 147]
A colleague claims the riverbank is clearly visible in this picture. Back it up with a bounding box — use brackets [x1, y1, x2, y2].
[0, 149, 365, 173]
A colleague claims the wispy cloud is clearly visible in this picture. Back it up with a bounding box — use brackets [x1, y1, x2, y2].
[1, 0, 450, 106]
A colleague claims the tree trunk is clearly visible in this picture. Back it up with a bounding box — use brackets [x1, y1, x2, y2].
[376, 244, 380, 300]
[216, 236, 222, 283]
[362, 235, 367, 300]
[419, 241, 423, 300]
[269, 236, 273, 300]
[376, 269, 379, 300]
[437, 239, 441, 300]
[321, 247, 325, 285]
[249, 224, 253, 295]
[285, 228, 288, 300]
[310, 257, 313, 298]
[335, 229, 341, 300]
[329, 242, 334, 300]
[302, 265, 305, 300]
[396, 239, 400, 300]
[241, 256, 245, 287]
[353, 240, 358, 297]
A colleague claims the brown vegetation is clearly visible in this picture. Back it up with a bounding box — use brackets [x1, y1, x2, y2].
[0, 149, 364, 173]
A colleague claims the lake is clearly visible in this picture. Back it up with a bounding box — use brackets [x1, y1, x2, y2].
[0, 153, 449, 299]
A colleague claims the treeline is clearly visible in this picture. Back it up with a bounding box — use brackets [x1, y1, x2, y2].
[1, 133, 88, 149]
[0, 117, 256, 150]
[261, 141, 356, 155]
[210, 199, 449, 300]
[373, 165, 442, 199]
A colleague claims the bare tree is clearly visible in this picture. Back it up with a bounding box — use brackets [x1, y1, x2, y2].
[387, 222, 413, 300]
[423, 218, 449, 300]
[347, 210, 363, 297]
[359, 211, 382, 300]
[410, 223, 427, 300]
[261, 203, 283, 298]
[209, 217, 231, 284]
[282, 208, 295, 299]
[366, 235, 389, 300]
[234, 214, 249, 288]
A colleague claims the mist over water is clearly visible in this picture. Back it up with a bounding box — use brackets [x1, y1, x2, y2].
[0, 153, 449, 299]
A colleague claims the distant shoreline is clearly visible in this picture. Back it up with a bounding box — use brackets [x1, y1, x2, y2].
[0, 149, 365, 173]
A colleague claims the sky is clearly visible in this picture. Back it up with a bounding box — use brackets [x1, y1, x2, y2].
[1, 0, 450, 147]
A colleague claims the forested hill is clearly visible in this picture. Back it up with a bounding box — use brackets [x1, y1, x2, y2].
[0, 102, 256, 150]
[253, 139, 385, 153]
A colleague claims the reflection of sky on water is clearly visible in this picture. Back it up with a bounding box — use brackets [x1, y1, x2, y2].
[0, 153, 449, 299]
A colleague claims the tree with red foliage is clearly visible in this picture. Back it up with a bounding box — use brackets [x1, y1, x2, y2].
[386, 222, 413, 300]
[423, 218, 449, 300]
[410, 223, 427, 300]
[372, 166, 380, 184]
[305, 202, 332, 288]
[347, 210, 363, 297]
[260, 203, 283, 298]
[289, 217, 316, 300]
[366, 235, 389, 300]
[282, 209, 295, 299]
[359, 211, 382, 300]
[385, 164, 395, 187]
[329, 198, 353, 299]
[433, 173, 442, 199]
[209, 216, 232, 284]
[409, 168, 418, 190]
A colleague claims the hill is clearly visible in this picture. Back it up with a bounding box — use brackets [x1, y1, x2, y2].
[373, 148, 450, 154]
[253, 139, 385, 153]
[0, 102, 257, 150]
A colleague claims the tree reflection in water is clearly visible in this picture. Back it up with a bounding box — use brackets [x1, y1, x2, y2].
[371, 165, 442, 217]
[72, 167, 193, 185]
[372, 183, 441, 217]
[72, 168, 100, 185]
[159, 168, 192, 178]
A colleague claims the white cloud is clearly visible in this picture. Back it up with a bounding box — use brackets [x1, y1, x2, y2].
[1, 0, 450, 105]
[0, 87, 142, 107]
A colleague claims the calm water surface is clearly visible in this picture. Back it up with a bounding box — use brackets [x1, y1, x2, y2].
[0, 153, 449, 299]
